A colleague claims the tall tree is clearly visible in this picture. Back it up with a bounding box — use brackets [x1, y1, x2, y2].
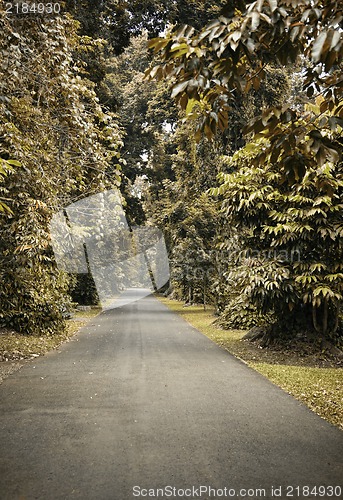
[144, 119, 222, 303]
[99, 32, 178, 225]
[0, 8, 122, 334]
[64, 0, 229, 54]
[146, 0, 343, 341]
[146, 1, 342, 149]
[211, 113, 342, 341]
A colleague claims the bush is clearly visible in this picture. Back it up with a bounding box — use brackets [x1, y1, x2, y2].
[0, 266, 71, 335]
[216, 294, 274, 330]
[69, 273, 99, 306]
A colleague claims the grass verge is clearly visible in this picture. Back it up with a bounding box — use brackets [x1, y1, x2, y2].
[158, 296, 343, 430]
[0, 308, 101, 383]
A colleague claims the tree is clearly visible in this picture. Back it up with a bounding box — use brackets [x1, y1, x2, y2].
[64, 0, 229, 54]
[63, 0, 231, 115]
[211, 113, 342, 341]
[144, 120, 220, 304]
[146, 0, 343, 342]
[99, 32, 181, 227]
[0, 8, 122, 334]
[146, 0, 342, 149]
[0, 159, 17, 215]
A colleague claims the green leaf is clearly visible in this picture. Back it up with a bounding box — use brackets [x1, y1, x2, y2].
[169, 43, 189, 57]
[313, 286, 335, 298]
[185, 98, 198, 115]
[4, 159, 21, 167]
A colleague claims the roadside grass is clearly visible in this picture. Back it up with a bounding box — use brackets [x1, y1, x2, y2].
[251, 363, 342, 429]
[0, 307, 101, 363]
[158, 296, 343, 430]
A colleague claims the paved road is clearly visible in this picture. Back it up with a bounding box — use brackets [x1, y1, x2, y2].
[0, 292, 342, 500]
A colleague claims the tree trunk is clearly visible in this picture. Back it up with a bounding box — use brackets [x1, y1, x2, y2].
[203, 281, 206, 311]
[312, 305, 321, 334]
[332, 301, 340, 335]
[322, 297, 329, 336]
[243, 325, 271, 342]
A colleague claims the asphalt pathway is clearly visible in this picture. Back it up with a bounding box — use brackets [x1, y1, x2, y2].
[0, 292, 342, 500]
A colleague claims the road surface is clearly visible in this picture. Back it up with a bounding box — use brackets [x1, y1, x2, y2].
[0, 292, 342, 500]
